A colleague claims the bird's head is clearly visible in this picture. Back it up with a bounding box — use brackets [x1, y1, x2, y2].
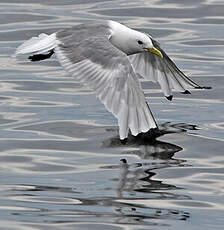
[134, 32, 163, 58]
[108, 20, 163, 57]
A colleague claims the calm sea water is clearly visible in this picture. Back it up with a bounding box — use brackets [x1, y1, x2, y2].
[0, 0, 224, 229]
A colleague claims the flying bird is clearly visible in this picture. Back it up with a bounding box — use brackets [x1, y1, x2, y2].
[15, 20, 209, 140]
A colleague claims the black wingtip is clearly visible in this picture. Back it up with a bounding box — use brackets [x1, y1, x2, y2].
[195, 86, 212, 90]
[28, 50, 54, 62]
[181, 90, 191, 94]
[120, 158, 127, 163]
[166, 95, 173, 101]
[120, 138, 127, 145]
[203, 86, 212, 89]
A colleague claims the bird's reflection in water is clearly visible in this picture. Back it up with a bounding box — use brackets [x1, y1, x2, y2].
[9, 122, 192, 226]
[114, 158, 190, 224]
[104, 123, 194, 224]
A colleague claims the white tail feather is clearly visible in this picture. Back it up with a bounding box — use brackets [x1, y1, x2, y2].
[15, 33, 59, 56]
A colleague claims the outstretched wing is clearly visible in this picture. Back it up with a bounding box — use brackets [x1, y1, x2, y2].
[55, 23, 157, 139]
[129, 37, 203, 100]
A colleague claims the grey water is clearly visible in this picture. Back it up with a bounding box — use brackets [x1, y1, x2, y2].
[0, 0, 224, 229]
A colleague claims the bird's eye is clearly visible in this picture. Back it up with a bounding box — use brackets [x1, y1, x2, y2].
[137, 40, 143, 45]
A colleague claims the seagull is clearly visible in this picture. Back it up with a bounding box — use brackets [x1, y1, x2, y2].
[15, 20, 209, 141]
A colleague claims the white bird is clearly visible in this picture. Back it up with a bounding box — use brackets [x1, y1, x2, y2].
[15, 20, 208, 140]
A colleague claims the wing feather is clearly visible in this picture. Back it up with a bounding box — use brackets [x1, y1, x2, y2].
[53, 27, 157, 139]
[129, 37, 202, 98]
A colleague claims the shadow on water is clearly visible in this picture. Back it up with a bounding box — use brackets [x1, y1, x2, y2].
[103, 122, 198, 158]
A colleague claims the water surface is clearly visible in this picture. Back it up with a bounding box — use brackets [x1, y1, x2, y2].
[0, 0, 224, 229]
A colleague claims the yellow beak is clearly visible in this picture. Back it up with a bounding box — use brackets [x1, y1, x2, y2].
[147, 47, 163, 58]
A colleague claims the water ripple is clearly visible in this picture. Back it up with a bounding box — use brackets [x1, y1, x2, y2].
[0, 0, 224, 229]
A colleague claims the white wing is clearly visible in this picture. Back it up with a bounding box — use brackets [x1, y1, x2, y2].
[54, 24, 157, 139]
[129, 38, 203, 99]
